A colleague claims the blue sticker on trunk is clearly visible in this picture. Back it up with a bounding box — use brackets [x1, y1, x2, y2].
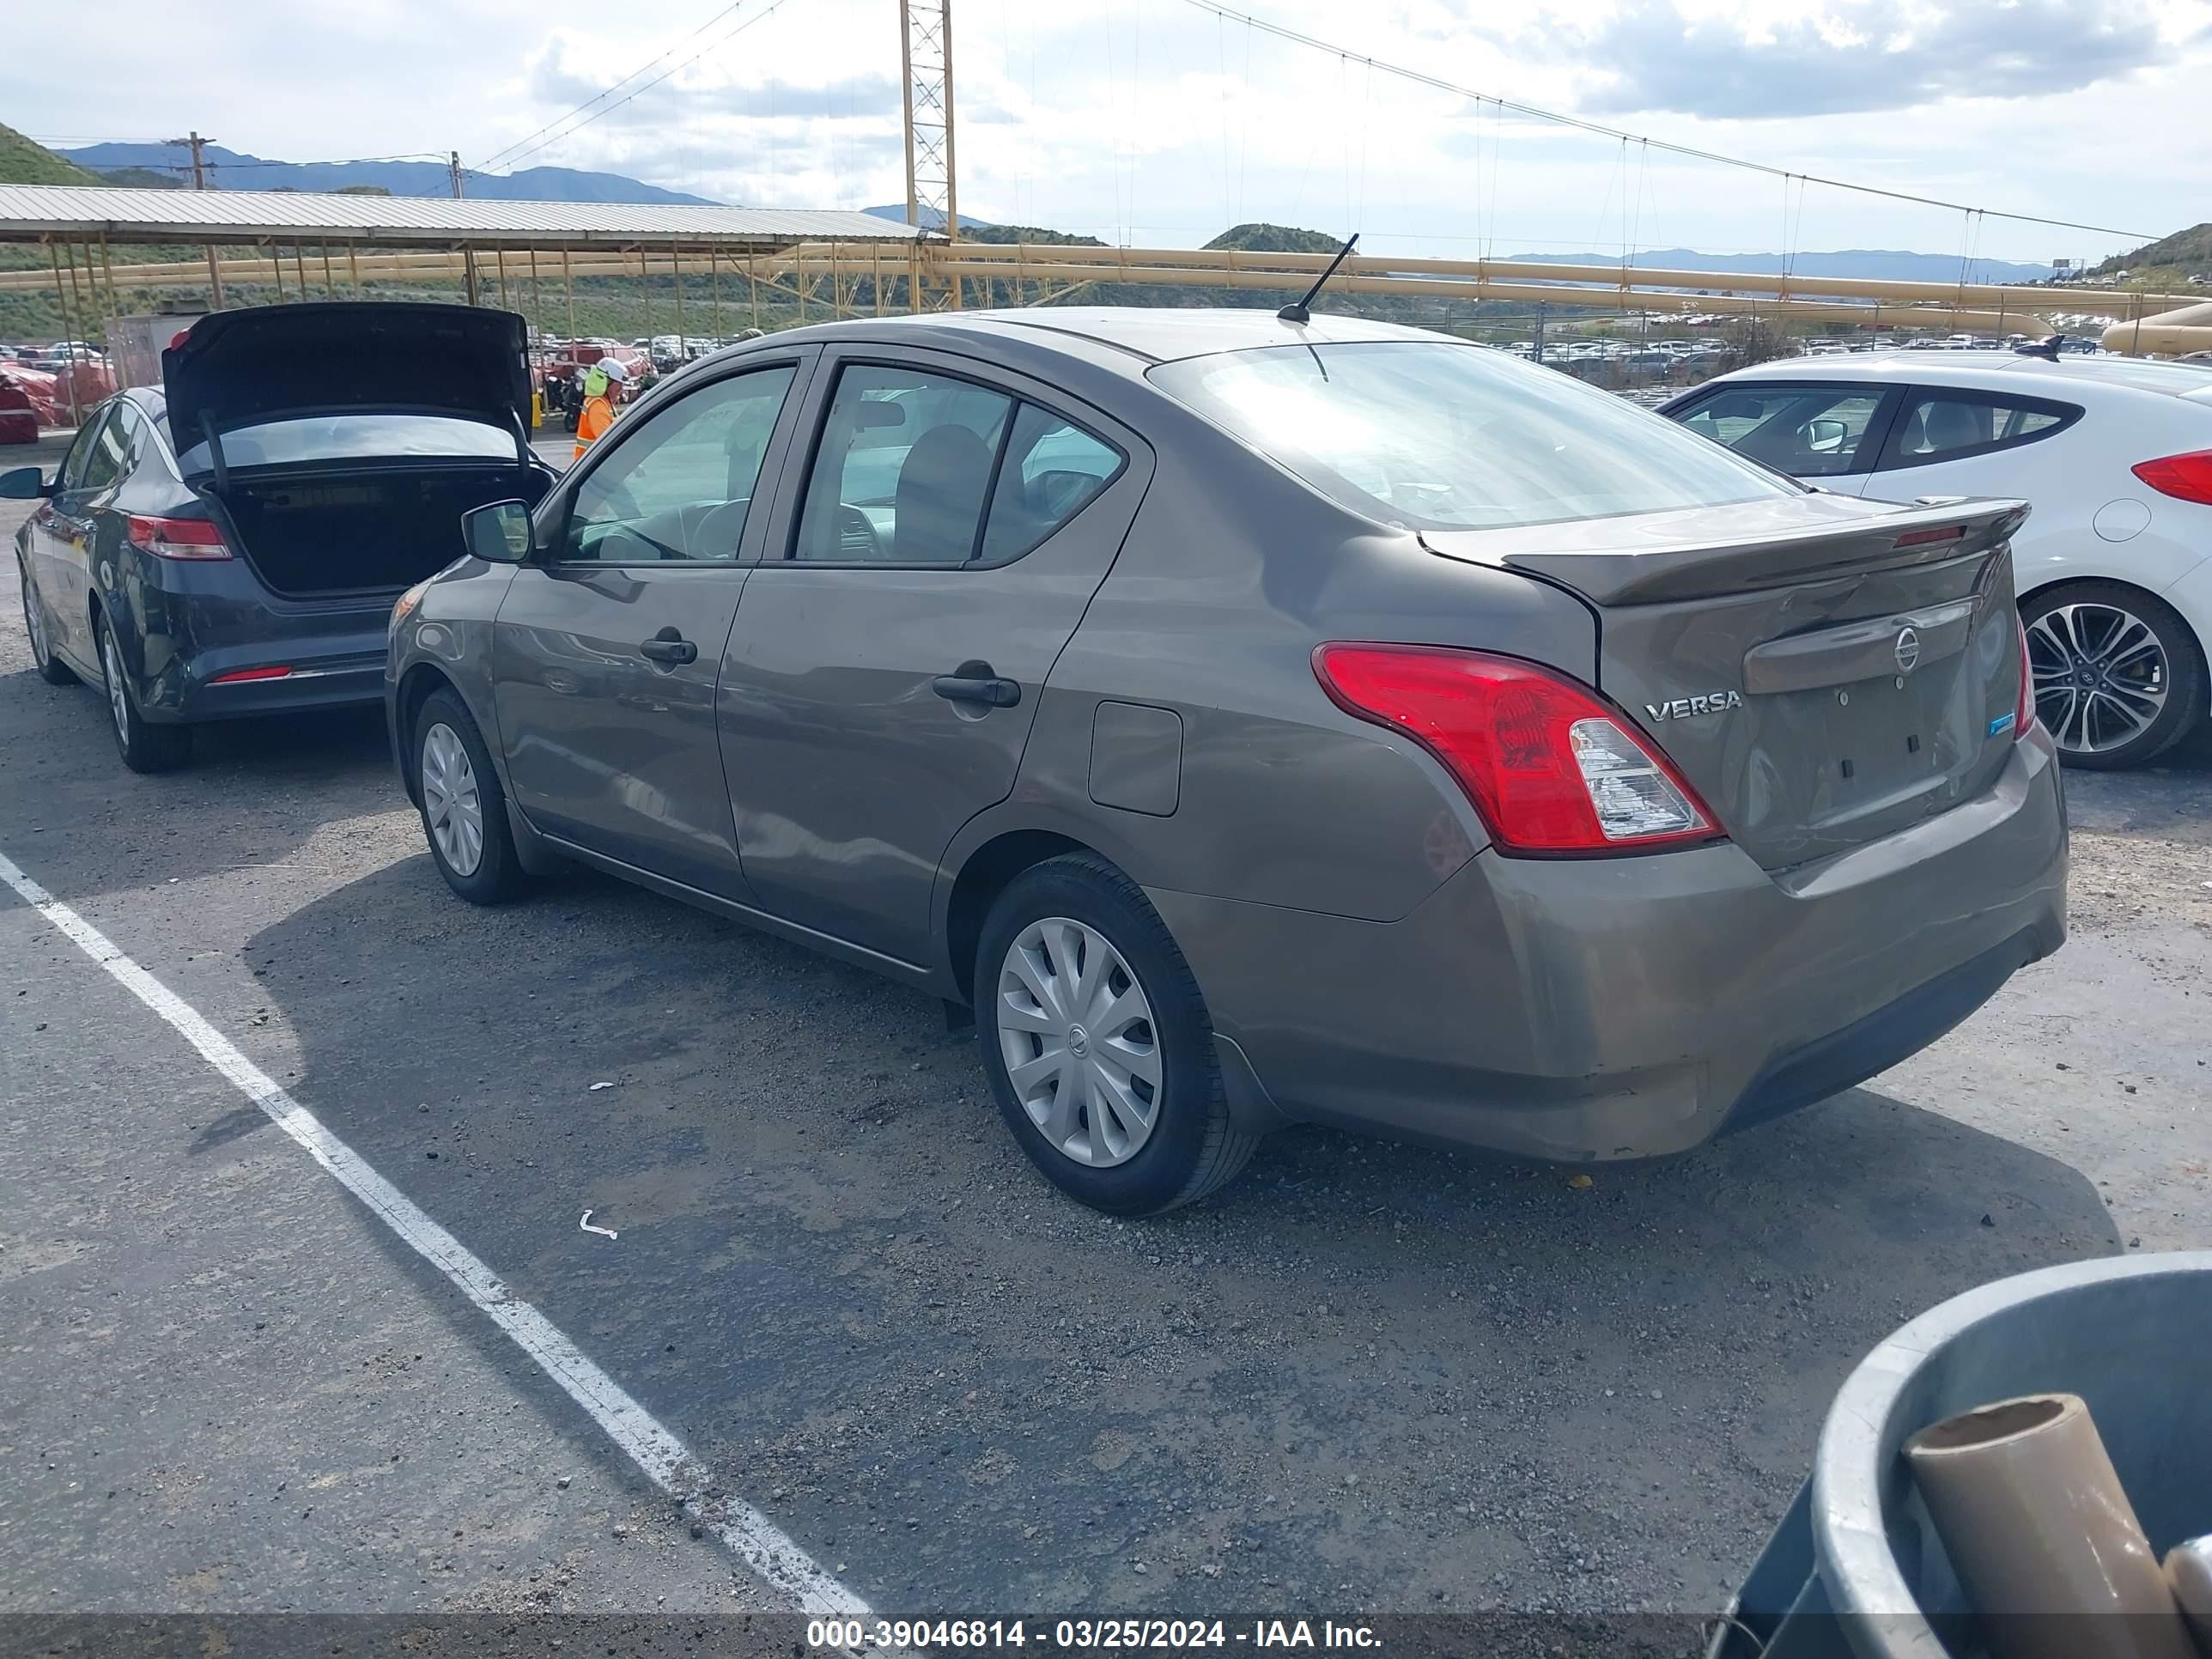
[1988, 713, 2017, 738]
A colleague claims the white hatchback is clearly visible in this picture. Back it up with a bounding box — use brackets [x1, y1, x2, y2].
[1662, 349, 2212, 768]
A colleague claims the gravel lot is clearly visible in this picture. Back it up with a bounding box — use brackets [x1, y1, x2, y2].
[3, 486, 2206, 1627]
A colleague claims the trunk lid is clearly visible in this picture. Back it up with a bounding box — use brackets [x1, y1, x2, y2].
[162, 302, 530, 450]
[1424, 493, 2032, 872]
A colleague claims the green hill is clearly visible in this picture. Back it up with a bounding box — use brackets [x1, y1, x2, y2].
[2094, 223, 2211, 289]
[0, 120, 104, 185]
[1204, 222, 1346, 255]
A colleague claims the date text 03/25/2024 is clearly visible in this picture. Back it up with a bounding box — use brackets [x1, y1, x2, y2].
[806, 1619, 1382, 1650]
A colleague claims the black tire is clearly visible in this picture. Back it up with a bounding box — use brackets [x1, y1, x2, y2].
[2021, 580, 2205, 770]
[19, 556, 76, 685]
[99, 614, 191, 773]
[410, 687, 526, 904]
[975, 853, 1260, 1215]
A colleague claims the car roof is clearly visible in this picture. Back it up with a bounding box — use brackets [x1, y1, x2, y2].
[1718, 349, 2212, 402]
[811, 305, 1459, 366]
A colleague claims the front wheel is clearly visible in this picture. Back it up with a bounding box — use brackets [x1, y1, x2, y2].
[2022, 581, 2204, 769]
[411, 688, 526, 903]
[975, 854, 1260, 1215]
[19, 557, 76, 685]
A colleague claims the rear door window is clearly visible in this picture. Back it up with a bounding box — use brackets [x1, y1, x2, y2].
[1875, 389, 2081, 471]
[54, 408, 114, 496]
[789, 363, 1125, 566]
[978, 406, 1125, 562]
[1669, 383, 1898, 477]
[76, 406, 133, 495]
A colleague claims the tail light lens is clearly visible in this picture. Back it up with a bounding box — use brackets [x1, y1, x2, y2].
[2014, 617, 2036, 740]
[1313, 643, 1723, 855]
[2131, 450, 2212, 506]
[126, 514, 231, 561]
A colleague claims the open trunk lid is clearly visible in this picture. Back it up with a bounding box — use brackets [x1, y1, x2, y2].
[161, 302, 530, 451]
[1425, 493, 2033, 872]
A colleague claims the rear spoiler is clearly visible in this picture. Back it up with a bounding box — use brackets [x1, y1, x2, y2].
[1451, 499, 2030, 607]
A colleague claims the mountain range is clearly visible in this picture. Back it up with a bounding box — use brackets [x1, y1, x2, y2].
[28, 139, 2065, 284]
[55, 142, 717, 206]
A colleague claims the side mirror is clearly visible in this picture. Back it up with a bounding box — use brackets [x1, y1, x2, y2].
[0, 465, 47, 500]
[463, 500, 535, 564]
[1804, 417, 1850, 453]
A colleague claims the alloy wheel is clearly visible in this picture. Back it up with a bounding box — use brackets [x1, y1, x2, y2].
[420, 721, 486, 877]
[995, 916, 1162, 1168]
[103, 629, 130, 742]
[2027, 601, 2168, 756]
[21, 578, 46, 665]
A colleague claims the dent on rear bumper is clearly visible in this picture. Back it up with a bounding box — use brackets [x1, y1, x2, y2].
[1155, 729, 2067, 1163]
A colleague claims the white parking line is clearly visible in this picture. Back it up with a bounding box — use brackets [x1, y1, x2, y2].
[0, 846, 872, 1622]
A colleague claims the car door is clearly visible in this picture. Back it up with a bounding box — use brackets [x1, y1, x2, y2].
[36, 404, 131, 671]
[1668, 380, 1903, 492]
[1858, 385, 2081, 505]
[491, 351, 816, 901]
[718, 346, 1152, 967]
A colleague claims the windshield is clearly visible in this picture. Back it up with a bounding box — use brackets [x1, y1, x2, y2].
[177, 413, 514, 473]
[1148, 340, 1795, 531]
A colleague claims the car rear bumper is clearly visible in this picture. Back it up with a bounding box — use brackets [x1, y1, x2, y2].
[122, 568, 392, 723]
[1153, 726, 2068, 1163]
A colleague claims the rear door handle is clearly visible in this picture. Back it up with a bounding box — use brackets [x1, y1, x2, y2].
[932, 660, 1020, 708]
[640, 627, 697, 665]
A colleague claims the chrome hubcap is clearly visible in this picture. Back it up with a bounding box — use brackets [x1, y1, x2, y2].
[420, 721, 485, 877]
[21, 578, 46, 663]
[103, 631, 129, 740]
[996, 916, 1161, 1169]
[2027, 602, 2168, 755]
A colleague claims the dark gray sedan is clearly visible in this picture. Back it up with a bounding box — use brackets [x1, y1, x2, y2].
[7, 302, 556, 771]
[388, 308, 2067, 1214]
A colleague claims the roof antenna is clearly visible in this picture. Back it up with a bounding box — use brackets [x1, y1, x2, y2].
[1279, 234, 1360, 325]
[2014, 332, 2066, 360]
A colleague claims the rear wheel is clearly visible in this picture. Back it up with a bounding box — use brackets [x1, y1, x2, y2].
[2021, 581, 2203, 769]
[975, 854, 1259, 1215]
[100, 615, 191, 773]
[18, 556, 75, 684]
[412, 687, 525, 903]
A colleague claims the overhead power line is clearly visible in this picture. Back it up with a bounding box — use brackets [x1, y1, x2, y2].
[477, 0, 794, 178]
[477, 1, 748, 173]
[1182, 0, 2157, 242]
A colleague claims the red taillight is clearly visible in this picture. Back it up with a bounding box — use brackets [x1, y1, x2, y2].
[210, 665, 293, 684]
[126, 514, 231, 561]
[2131, 451, 2212, 506]
[2014, 617, 2035, 741]
[1312, 643, 1723, 855]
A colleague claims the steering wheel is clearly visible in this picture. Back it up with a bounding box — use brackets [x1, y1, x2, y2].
[835, 503, 883, 560]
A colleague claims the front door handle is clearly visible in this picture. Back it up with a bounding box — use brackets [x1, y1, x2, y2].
[640, 626, 697, 665]
[932, 661, 1020, 708]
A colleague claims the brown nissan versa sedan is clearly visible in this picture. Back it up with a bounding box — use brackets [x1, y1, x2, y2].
[386, 308, 2068, 1215]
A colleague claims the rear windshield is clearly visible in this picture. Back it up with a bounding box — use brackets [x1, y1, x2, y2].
[1147, 340, 1795, 531]
[178, 414, 515, 472]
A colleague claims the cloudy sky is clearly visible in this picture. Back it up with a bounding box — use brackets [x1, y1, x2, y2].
[6, 0, 2208, 264]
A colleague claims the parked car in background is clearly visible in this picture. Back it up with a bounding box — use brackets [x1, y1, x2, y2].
[389, 308, 2063, 1216]
[8, 302, 556, 772]
[1662, 349, 2212, 768]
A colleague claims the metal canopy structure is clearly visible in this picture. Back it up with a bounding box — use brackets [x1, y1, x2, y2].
[0, 183, 926, 252]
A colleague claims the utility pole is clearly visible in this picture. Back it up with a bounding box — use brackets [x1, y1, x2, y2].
[167, 131, 225, 308]
[451, 151, 480, 306]
[900, 0, 958, 309]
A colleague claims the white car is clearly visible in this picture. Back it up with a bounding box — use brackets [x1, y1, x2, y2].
[1662, 349, 2212, 768]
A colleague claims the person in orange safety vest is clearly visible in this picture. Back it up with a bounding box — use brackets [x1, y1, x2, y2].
[571, 356, 630, 462]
